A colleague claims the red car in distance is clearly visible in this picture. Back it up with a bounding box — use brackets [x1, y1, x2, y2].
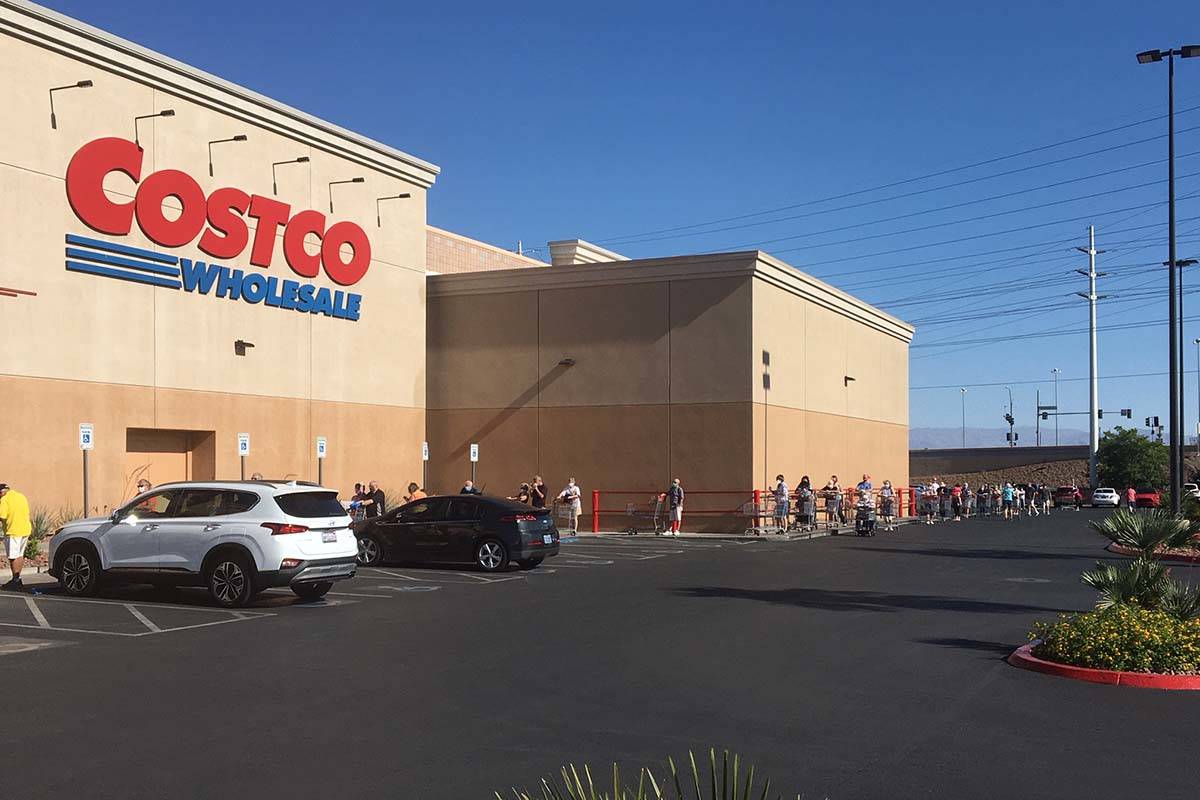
[1133, 487, 1162, 508]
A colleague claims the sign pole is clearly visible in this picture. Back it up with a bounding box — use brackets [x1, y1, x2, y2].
[240, 455, 245, 481]
[78, 422, 94, 514]
[469, 442, 479, 486]
[420, 441, 429, 491]
[316, 436, 327, 485]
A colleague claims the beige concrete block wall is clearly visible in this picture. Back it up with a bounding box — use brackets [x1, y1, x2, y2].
[0, 3, 437, 510]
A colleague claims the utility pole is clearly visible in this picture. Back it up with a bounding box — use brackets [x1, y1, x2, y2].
[960, 387, 967, 448]
[1077, 226, 1105, 489]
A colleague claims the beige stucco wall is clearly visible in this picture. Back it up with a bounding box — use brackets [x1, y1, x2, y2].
[427, 254, 912, 530]
[750, 267, 910, 489]
[0, 2, 436, 510]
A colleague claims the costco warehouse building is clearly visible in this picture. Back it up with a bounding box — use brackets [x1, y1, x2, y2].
[0, 0, 913, 531]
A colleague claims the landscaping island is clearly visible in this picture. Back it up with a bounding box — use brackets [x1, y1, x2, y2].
[1014, 509, 1200, 689]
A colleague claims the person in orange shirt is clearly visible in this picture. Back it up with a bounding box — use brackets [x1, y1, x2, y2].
[404, 482, 427, 503]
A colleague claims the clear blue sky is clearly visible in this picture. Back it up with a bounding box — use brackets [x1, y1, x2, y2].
[41, 0, 1200, 443]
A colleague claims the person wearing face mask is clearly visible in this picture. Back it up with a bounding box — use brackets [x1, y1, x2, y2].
[558, 477, 582, 535]
[134, 478, 152, 497]
[665, 478, 685, 536]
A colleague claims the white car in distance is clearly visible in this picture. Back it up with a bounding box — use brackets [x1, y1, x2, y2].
[48, 481, 357, 607]
[1090, 487, 1120, 508]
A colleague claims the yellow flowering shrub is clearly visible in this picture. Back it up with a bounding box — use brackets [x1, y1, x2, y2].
[1031, 605, 1200, 674]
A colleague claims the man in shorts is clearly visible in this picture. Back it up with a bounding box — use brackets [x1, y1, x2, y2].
[772, 474, 790, 532]
[0, 483, 32, 591]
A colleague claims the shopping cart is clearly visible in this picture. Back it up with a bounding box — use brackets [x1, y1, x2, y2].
[623, 493, 666, 535]
[792, 488, 817, 532]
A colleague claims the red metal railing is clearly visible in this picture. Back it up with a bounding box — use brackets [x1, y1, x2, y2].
[590, 487, 920, 533]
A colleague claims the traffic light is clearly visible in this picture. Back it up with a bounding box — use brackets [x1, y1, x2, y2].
[1146, 417, 1152, 427]
[1005, 413, 1015, 425]
[1121, 409, 1132, 418]
[1098, 409, 1104, 419]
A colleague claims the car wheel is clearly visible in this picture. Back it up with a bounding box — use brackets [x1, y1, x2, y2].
[357, 535, 383, 566]
[476, 539, 508, 572]
[517, 558, 543, 570]
[206, 553, 254, 608]
[59, 546, 100, 597]
[291, 581, 333, 601]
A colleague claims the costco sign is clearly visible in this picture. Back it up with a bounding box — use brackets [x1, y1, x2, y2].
[63, 137, 369, 320]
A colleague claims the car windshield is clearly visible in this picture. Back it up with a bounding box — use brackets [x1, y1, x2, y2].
[274, 491, 346, 518]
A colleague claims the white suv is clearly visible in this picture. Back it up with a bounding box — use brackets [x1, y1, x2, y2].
[48, 481, 357, 607]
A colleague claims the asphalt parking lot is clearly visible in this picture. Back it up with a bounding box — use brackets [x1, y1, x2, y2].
[5, 513, 1199, 799]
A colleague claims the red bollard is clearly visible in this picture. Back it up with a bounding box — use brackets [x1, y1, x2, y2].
[592, 489, 600, 533]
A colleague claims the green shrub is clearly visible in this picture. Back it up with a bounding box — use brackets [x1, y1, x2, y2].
[1089, 509, 1196, 555]
[498, 749, 800, 800]
[1032, 605, 1200, 674]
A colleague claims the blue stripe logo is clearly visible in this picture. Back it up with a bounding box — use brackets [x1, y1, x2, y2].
[65, 233, 181, 289]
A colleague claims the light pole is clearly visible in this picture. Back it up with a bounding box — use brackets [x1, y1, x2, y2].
[1137, 45, 1200, 513]
[960, 387, 967, 448]
[1005, 386, 1016, 447]
[1052, 368, 1061, 446]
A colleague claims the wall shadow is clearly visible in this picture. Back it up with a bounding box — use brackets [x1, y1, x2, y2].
[914, 637, 1017, 655]
[449, 363, 572, 459]
[672, 586, 1062, 615]
[853, 546, 1082, 562]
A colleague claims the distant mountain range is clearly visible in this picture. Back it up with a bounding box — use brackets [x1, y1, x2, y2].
[910, 426, 1089, 449]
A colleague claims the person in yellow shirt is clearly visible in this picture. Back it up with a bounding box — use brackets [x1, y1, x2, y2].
[0, 484, 32, 591]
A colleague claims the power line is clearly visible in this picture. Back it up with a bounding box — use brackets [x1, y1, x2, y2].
[912, 369, 1197, 391]
[719, 171, 1200, 253]
[603, 141, 1200, 247]
[595, 103, 1200, 245]
[778, 202, 1200, 265]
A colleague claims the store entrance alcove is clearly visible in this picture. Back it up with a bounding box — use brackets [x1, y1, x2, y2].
[124, 428, 216, 501]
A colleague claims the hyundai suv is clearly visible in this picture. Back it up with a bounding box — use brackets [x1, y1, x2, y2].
[48, 481, 357, 607]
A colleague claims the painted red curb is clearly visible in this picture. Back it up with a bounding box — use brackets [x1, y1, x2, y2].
[1007, 642, 1200, 690]
[1105, 543, 1200, 564]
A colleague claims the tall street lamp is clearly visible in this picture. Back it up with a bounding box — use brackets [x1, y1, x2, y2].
[1137, 44, 1199, 513]
[1052, 368, 1061, 446]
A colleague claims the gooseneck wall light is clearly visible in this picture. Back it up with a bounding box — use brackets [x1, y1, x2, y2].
[375, 193, 411, 226]
[328, 177, 365, 213]
[271, 156, 310, 195]
[133, 109, 175, 148]
[49, 79, 93, 129]
[207, 134, 247, 177]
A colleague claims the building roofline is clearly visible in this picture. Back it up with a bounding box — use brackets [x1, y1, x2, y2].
[428, 249, 915, 343]
[0, 0, 441, 188]
[427, 225, 548, 267]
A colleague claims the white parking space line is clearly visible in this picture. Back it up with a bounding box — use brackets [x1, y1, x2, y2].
[0, 594, 275, 638]
[24, 597, 50, 629]
[328, 590, 395, 598]
[124, 604, 161, 633]
[554, 559, 615, 566]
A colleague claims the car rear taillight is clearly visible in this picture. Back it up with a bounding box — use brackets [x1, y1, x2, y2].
[501, 514, 539, 523]
[262, 522, 309, 535]
[280, 558, 303, 569]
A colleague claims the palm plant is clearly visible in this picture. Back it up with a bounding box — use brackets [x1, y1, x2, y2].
[498, 749, 799, 800]
[1089, 509, 1196, 555]
[1159, 581, 1200, 621]
[1081, 557, 1169, 610]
